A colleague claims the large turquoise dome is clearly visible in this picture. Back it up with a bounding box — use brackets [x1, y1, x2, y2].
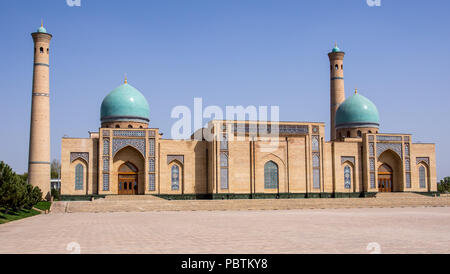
[100, 83, 150, 124]
[335, 93, 380, 128]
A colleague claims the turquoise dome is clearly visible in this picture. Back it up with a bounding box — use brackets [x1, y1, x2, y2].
[332, 46, 341, 53]
[335, 93, 380, 128]
[100, 83, 150, 124]
[37, 26, 47, 33]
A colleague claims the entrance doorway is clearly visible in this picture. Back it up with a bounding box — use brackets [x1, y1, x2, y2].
[378, 164, 393, 192]
[118, 162, 138, 195]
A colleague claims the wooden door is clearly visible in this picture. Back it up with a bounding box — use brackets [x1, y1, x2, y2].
[378, 164, 393, 192]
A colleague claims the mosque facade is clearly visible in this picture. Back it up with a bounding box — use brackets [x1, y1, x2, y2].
[28, 25, 437, 199]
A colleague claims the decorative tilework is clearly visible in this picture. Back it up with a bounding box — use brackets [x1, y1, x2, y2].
[369, 135, 374, 141]
[341, 156, 355, 166]
[75, 164, 84, 190]
[312, 153, 320, 168]
[167, 155, 184, 165]
[103, 157, 109, 171]
[103, 130, 110, 137]
[220, 152, 228, 167]
[376, 143, 402, 158]
[70, 152, 89, 164]
[149, 138, 155, 157]
[370, 173, 376, 188]
[370, 158, 375, 172]
[232, 124, 309, 135]
[148, 131, 156, 137]
[419, 166, 426, 188]
[369, 143, 375, 157]
[149, 158, 155, 172]
[404, 136, 410, 142]
[404, 143, 410, 156]
[377, 136, 402, 141]
[264, 161, 278, 189]
[112, 138, 146, 157]
[313, 169, 320, 189]
[103, 173, 109, 191]
[344, 165, 351, 189]
[113, 130, 146, 137]
[103, 139, 110, 155]
[312, 136, 320, 151]
[171, 165, 180, 191]
[405, 158, 410, 172]
[416, 157, 430, 166]
[220, 168, 229, 190]
[220, 134, 228, 150]
[149, 173, 155, 191]
[406, 173, 411, 188]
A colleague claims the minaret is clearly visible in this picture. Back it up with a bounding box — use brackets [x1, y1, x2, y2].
[328, 43, 346, 141]
[28, 21, 53, 200]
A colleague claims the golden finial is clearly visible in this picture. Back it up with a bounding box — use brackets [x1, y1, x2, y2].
[41, 18, 43, 27]
[124, 74, 128, 84]
[335, 42, 337, 48]
[355, 88, 358, 94]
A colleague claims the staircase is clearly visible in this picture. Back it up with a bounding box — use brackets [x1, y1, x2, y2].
[375, 192, 429, 199]
[104, 195, 164, 201]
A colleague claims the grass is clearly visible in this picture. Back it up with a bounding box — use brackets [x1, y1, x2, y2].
[34, 201, 51, 211]
[0, 207, 41, 225]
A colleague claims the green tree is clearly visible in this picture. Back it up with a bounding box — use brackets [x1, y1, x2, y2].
[0, 161, 42, 213]
[51, 159, 60, 179]
[437, 177, 450, 193]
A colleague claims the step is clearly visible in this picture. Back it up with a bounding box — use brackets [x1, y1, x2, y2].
[375, 192, 426, 199]
[104, 195, 164, 201]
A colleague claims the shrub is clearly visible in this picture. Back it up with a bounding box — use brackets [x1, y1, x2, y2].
[438, 177, 450, 193]
[0, 161, 43, 213]
[51, 188, 60, 201]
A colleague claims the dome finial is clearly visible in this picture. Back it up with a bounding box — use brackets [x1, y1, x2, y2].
[41, 18, 44, 28]
[124, 73, 128, 84]
[355, 88, 358, 94]
[335, 41, 337, 48]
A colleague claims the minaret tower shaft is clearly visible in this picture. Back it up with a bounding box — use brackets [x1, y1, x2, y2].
[328, 43, 346, 140]
[28, 22, 53, 199]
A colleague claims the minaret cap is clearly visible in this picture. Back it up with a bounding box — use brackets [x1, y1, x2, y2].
[332, 42, 341, 53]
[37, 19, 47, 33]
[124, 74, 128, 84]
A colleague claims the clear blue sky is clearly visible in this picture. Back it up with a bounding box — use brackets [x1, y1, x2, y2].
[0, 0, 449, 180]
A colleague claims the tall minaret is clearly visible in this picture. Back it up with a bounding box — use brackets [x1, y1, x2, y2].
[328, 43, 345, 140]
[28, 22, 53, 200]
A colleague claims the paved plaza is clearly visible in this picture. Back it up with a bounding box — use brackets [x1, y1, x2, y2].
[0, 206, 449, 254]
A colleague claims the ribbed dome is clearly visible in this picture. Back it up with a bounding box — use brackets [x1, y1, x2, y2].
[336, 93, 380, 128]
[100, 83, 150, 124]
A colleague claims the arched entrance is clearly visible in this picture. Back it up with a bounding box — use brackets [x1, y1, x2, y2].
[378, 164, 393, 192]
[118, 162, 138, 195]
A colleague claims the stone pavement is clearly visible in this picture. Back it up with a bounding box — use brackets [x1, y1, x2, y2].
[0, 207, 449, 254]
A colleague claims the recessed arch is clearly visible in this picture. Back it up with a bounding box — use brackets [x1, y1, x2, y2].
[378, 150, 403, 192]
[113, 146, 145, 195]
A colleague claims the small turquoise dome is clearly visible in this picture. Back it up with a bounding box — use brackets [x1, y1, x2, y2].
[332, 46, 341, 53]
[37, 26, 47, 33]
[100, 83, 150, 124]
[336, 92, 380, 128]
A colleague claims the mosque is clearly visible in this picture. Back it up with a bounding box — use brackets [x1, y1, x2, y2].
[27, 24, 437, 199]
